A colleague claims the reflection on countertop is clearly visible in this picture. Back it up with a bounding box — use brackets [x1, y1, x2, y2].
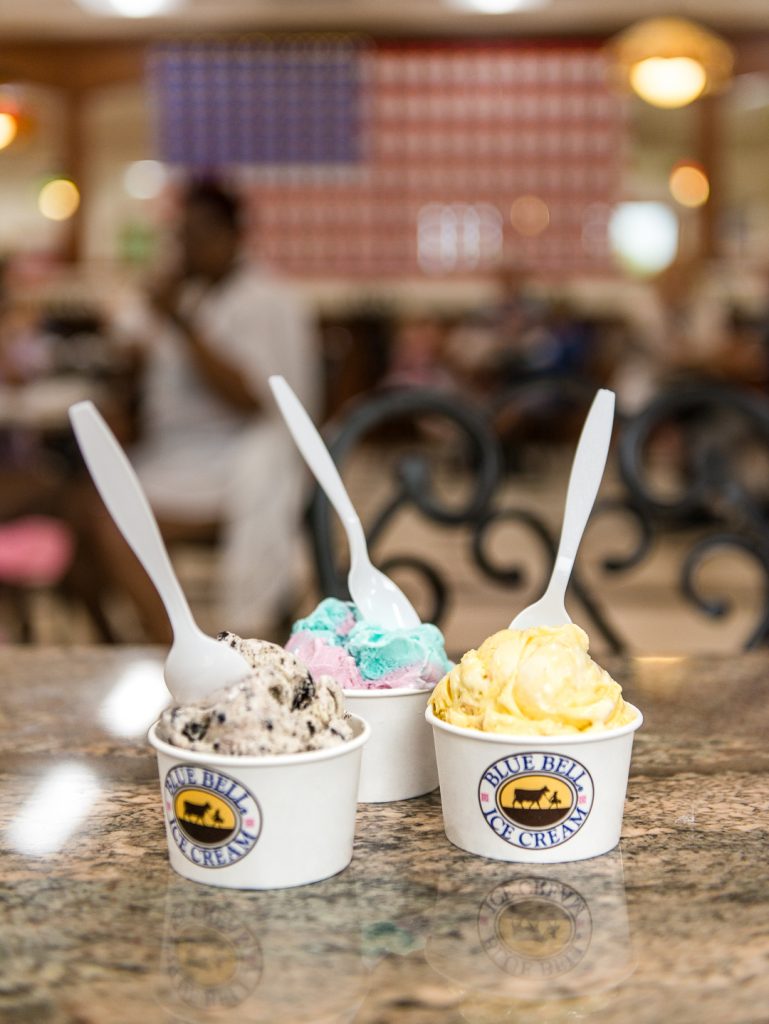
[1, 646, 769, 1023]
[426, 852, 633, 1022]
[157, 873, 371, 1024]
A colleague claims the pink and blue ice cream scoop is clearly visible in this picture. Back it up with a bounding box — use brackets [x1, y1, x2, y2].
[286, 597, 452, 690]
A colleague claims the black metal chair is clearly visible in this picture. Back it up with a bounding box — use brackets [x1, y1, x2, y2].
[305, 380, 769, 653]
[615, 382, 769, 649]
[305, 383, 625, 654]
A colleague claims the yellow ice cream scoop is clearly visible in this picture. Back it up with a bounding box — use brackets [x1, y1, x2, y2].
[429, 624, 636, 736]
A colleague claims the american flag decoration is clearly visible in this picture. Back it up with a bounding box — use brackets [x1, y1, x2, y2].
[149, 38, 362, 167]
[149, 38, 624, 278]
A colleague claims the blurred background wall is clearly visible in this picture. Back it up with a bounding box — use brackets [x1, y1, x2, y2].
[3, 1, 769, 653]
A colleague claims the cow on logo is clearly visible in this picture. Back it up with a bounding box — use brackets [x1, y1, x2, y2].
[183, 799, 211, 823]
[512, 785, 550, 809]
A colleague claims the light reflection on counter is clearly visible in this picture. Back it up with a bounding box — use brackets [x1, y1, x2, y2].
[6, 762, 102, 855]
[99, 659, 169, 738]
[631, 656, 688, 698]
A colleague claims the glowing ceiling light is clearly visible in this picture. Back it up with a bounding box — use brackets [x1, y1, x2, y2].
[510, 195, 550, 237]
[608, 202, 679, 277]
[669, 162, 710, 208]
[0, 112, 18, 150]
[110, 0, 178, 14]
[607, 18, 733, 110]
[123, 159, 167, 199]
[449, 0, 549, 13]
[630, 57, 707, 109]
[38, 178, 80, 221]
[74, 0, 180, 16]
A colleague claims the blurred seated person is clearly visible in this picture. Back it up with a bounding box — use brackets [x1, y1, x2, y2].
[445, 263, 594, 449]
[103, 180, 319, 641]
[504, 298, 592, 381]
[444, 262, 588, 391]
[444, 263, 542, 386]
[384, 316, 456, 391]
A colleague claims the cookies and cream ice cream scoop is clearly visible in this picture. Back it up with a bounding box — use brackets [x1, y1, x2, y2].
[157, 633, 352, 756]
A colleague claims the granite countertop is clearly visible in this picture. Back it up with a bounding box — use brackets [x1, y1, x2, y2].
[1, 647, 768, 1024]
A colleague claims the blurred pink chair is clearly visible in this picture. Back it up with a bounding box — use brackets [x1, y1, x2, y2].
[0, 515, 73, 585]
[0, 516, 74, 641]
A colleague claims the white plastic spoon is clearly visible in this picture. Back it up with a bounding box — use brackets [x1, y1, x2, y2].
[510, 388, 615, 630]
[69, 400, 251, 702]
[269, 375, 420, 630]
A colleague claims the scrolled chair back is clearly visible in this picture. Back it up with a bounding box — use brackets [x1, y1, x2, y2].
[308, 386, 504, 630]
[306, 379, 769, 652]
[616, 382, 769, 649]
[306, 382, 626, 652]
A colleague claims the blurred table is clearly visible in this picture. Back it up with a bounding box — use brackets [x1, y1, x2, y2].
[1, 647, 768, 1024]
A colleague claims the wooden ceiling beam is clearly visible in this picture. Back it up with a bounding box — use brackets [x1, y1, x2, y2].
[0, 42, 144, 91]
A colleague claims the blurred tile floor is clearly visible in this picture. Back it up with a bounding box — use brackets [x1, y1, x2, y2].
[4, 445, 763, 656]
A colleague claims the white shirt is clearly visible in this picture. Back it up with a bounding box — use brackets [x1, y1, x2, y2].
[118, 261, 316, 518]
[115, 261, 319, 630]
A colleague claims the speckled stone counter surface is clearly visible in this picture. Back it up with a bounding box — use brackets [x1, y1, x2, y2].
[1, 647, 768, 1024]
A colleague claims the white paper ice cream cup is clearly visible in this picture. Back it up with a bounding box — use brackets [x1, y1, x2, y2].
[344, 688, 437, 803]
[426, 704, 642, 863]
[148, 714, 370, 889]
